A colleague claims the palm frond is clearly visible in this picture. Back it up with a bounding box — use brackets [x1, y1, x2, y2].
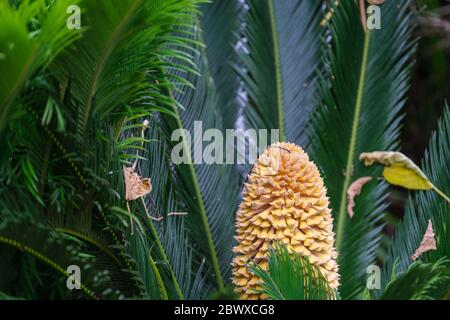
[142, 23, 241, 295]
[200, 0, 243, 129]
[250, 243, 335, 300]
[0, 218, 100, 299]
[0, 0, 81, 132]
[381, 258, 450, 300]
[52, 0, 200, 143]
[162, 216, 210, 299]
[138, 119, 210, 299]
[124, 226, 168, 299]
[310, 0, 416, 298]
[381, 106, 450, 295]
[239, 0, 322, 145]
[0, 292, 25, 300]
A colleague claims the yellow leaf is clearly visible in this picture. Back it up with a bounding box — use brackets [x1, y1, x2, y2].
[359, 151, 432, 190]
[383, 165, 432, 190]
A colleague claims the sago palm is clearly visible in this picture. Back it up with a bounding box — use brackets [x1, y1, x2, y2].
[0, 0, 449, 300]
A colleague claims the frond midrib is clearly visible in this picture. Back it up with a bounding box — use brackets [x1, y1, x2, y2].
[335, 30, 372, 251]
[80, 0, 143, 136]
[268, 0, 285, 141]
[139, 199, 184, 299]
[54, 227, 122, 266]
[0, 47, 37, 130]
[0, 234, 98, 299]
[168, 97, 225, 292]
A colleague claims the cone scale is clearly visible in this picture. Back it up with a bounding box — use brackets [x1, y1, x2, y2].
[232, 142, 339, 299]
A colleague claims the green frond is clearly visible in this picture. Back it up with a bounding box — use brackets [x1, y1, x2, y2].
[250, 243, 335, 300]
[310, 0, 416, 299]
[240, 0, 322, 144]
[0, 0, 81, 132]
[141, 22, 241, 295]
[162, 216, 210, 299]
[124, 225, 168, 300]
[200, 0, 242, 129]
[1, 0, 449, 302]
[0, 218, 98, 299]
[141, 119, 210, 299]
[381, 106, 450, 296]
[381, 258, 450, 300]
[52, 0, 201, 143]
[0, 292, 25, 300]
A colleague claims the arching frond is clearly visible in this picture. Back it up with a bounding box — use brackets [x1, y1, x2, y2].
[52, 0, 200, 143]
[0, 0, 81, 132]
[240, 0, 322, 145]
[200, 0, 243, 129]
[381, 258, 450, 300]
[140, 24, 241, 296]
[381, 106, 450, 296]
[250, 243, 335, 300]
[310, 0, 416, 299]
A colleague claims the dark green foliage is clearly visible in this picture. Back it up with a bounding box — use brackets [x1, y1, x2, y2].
[200, 0, 242, 129]
[0, 0, 449, 301]
[0, 0, 203, 300]
[310, 0, 416, 299]
[381, 258, 450, 300]
[250, 244, 334, 300]
[239, 0, 322, 145]
[381, 106, 450, 297]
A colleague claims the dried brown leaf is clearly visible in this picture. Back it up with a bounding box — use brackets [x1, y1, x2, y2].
[123, 166, 152, 201]
[411, 219, 437, 261]
[359, 151, 433, 190]
[347, 177, 372, 218]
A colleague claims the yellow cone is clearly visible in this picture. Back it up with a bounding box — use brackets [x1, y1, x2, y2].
[232, 142, 339, 299]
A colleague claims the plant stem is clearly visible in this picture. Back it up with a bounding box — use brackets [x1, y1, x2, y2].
[431, 184, 450, 204]
[170, 109, 225, 292]
[148, 253, 168, 300]
[156, 17, 226, 292]
[141, 198, 184, 299]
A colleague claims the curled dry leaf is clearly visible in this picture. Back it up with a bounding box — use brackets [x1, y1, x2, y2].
[358, 0, 367, 32]
[411, 219, 437, 261]
[359, 151, 433, 190]
[123, 166, 152, 201]
[347, 177, 372, 218]
[368, 0, 386, 5]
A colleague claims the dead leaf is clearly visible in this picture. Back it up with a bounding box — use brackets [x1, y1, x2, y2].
[347, 177, 372, 218]
[359, 0, 367, 32]
[123, 166, 152, 201]
[411, 219, 437, 261]
[368, 0, 385, 4]
[359, 151, 433, 190]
